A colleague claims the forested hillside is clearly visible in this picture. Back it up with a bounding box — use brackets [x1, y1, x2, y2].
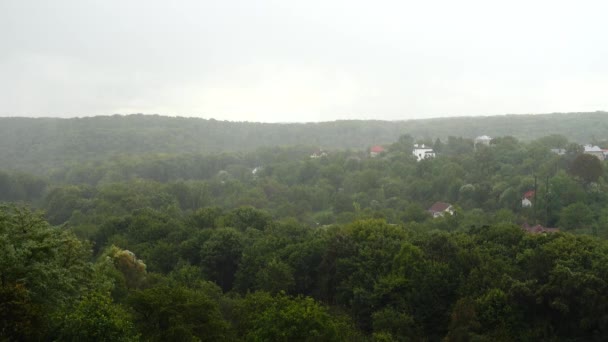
[3, 124, 608, 340]
[1, 112, 607, 172]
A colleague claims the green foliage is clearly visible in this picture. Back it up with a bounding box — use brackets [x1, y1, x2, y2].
[0, 283, 39, 340]
[319, 220, 408, 330]
[569, 153, 603, 184]
[559, 203, 594, 230]
[0, 171, 47, 203]
[0, 205, 94, 339]
[254, 258, 295, 294]
[200, 228, 244, 291]
[128, 285, 229, 341]
[233, 291, 358, 342]
[3, 123, 608, 340]
[220, 206, 273, 231]
[53, 292, 138, 342]
[101, 245, 148, 292]
[3, 112, 608, 173]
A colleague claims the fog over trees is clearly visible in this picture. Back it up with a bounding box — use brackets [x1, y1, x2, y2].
[2, 113, 608, 340]
[1, 112, 607, 172]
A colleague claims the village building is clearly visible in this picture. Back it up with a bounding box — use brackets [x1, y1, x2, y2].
[583, 144, 605, 160]
[474, 135, 492, 148]
[522, 190, 535, 208]
[412, 144, 435, 161]
[310, 149, 327, 159]
[428, 202, 454, 218]
[522, 223, 559, 234]
[369, 145, 385, 157]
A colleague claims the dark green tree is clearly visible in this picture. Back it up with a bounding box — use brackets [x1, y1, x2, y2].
[200, 228, 244, 291]
[0, 205, 94, 339]
[569, 154, 603, 184]
[128, 285, 228, 341]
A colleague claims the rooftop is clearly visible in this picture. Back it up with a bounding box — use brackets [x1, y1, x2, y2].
[428, 202, 452, 213]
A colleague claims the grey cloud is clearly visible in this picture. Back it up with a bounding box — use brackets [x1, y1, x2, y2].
[1, 0, 607, 121]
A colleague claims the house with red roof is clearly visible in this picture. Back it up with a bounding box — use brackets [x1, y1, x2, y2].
[522, 223, 559, 234]
[522, 190, 535, 208]
[369, 145, 385, 157]
[428, 202, 454, 218]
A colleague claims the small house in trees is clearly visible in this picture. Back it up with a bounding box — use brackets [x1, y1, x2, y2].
[522, 223, 559, 234]
[550, 148, 566, 155]
[428, 202, 454, 218]
[474, 135, 492, 148]
[369, 145, 385, 157]
[412, 144, 435, 161]
[521, 190, 535, 208]
[583, 145, 605, 160]
[252, 167, 263, 176]
[310, 149, 327, 159]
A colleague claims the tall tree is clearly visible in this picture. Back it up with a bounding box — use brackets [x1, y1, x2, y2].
[569, 154, 603, 184]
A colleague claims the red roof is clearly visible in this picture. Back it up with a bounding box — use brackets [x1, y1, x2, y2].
[522, 223, 559, 234]
[523, 190, 535, 199]
[428, 202, 452, 213]
[370, 145, 385, 153]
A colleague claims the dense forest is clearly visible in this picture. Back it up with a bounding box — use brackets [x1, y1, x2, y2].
[1, 111, 608, 172]
[2, 114, 608, 341]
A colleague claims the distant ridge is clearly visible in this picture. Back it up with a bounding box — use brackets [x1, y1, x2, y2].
[1, 112, 607, 172]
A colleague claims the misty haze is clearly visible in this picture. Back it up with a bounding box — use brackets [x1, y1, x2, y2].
[1, 1, 608, 341]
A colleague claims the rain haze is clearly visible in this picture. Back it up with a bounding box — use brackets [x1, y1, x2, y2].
[1, 0, 607, 122]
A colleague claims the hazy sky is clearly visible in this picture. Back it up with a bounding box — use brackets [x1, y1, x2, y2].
[1, 0, 607, 122]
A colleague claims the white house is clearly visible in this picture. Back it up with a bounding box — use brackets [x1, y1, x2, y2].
[310, 149, 327, 159]
[584, 145, 605, 160]
[412, 144, 435, 161]
[522, 190, 535, 208]
[474, 135, 492, 148]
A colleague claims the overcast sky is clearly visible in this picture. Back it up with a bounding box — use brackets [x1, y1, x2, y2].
[1, 0, 607, 122]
